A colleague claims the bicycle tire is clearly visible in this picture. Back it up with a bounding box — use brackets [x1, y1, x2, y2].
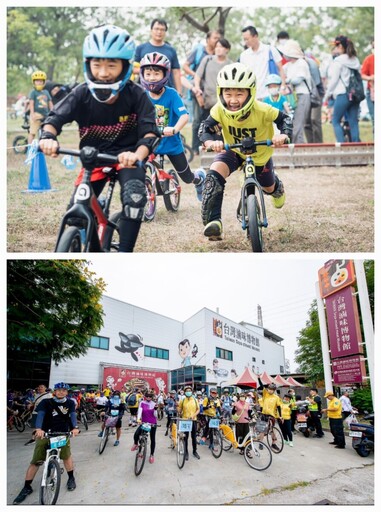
[99, 427, 109, 454]
[134, 437, 147, 476]
[14, 415, 26, 433]
[102, 211, 121, 252]
[176, 436, 186, 469]
[13, 135, 28, 155]
[56, 226, 83, 253]
[247, 192, 263, 252]
[211, 429, 223, 458]
[267, 425, 284, 454]
[163, 169, 181, 212]
[39, 458, 61, 505]
[81, 412, 88, 431]
[144, 174, 156, 222]
[85, 409, 96, 424]
[244, 439, 272, 471]
[183, 143, 194, 163]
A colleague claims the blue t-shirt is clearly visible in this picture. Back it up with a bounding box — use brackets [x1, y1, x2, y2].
[135, 42, 180, 89]
[262, 95, 288, 112]
[148, 87, 188, 156]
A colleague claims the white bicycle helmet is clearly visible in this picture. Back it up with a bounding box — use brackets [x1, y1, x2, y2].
[217, 63, 257, 121]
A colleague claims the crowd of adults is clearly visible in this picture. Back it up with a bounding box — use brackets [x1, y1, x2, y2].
[130, 18, 374, 149]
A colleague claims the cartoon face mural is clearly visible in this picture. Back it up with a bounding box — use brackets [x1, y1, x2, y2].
[115, 333, 143, 361]
[155, 377, 166, 393]
[178, 339, 191, 367]
[330, 261, 349, 288]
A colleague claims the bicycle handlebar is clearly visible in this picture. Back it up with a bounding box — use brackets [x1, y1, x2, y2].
[44, 431, 76, 438]
[57, 147, 119, 165]
[224, 139, 273, 151]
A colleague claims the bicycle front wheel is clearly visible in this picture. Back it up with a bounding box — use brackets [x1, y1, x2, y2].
[144, 174, 156, 222]
[56, 226, 83, 253]
[176, 436, 186, 469]
[163, 169, 181, 212]
[39, 458, 61, 505]
[14, 415, 25, 432]
[267, 425, 284, 454]
[81, 412, 88, 431]
[134, 438, 147, 476]
[247, 193, 263, 252]
[99, 427, 109, 454]
[211, 430, 223, 458]
[13, 135, 28, 155]
[244, 440, 272, 471]
[85, 409, 96, 424]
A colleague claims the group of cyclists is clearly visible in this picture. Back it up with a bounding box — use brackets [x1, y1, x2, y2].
[25, 21, 291, 250]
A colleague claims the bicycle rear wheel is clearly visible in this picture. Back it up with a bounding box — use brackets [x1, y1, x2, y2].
[56, 226, 83, 253]
[144, 174, 156, 222]
[244, 440, 272, 471]
[14, 415, 25, 432]
[267, 425, 284, 453]
[183, 143, 194, 163]
[176, 435, 186, 469]
[39, 458, 61, 505]
[247, 192, 263, 252]
[163, 169, 181, 212]
[134, 438, 147, 476]
[13, 135, 28, 155]
[211, 430, 223, 458]
[103, 211, 121, 252]
[81, 412, 88, 431]
[99, 427, 109, 454]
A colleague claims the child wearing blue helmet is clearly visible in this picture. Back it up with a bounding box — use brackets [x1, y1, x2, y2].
[263, 74, 292, 114]
[39, 24, 161, 252]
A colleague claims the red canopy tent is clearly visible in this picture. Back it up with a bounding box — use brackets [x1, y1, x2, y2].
[234, 367, 259, 389]
[273, 374, 291, 387]
[259, 371, 276, 385]
[286, 376, 305, 387]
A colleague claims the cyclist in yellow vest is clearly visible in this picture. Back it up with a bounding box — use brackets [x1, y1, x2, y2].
[280, 394, 293, 446]
[287, 389, 298, 432]
[260, 383, 283, 450]
[322, 391, 345, 449]
[177, 385, 201, 460]
[307, 388, 324, 438]
[200, 387, 221, 449]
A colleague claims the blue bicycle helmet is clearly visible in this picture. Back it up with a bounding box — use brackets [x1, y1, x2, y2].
[83, 24, 135, 103]
[54, 382, 70, 390]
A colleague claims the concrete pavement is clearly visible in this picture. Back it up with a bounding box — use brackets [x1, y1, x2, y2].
[7, 421, 374, 507]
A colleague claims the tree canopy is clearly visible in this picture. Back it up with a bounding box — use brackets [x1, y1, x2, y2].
[7, 260, 106, 363]
[7, 6, 374, 96]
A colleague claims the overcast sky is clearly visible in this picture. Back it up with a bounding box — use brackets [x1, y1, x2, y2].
[88, 255, 333, 372]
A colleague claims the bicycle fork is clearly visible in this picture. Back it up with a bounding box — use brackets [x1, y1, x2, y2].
[238, 177, 268, 230]
[41, 451, 62, 487]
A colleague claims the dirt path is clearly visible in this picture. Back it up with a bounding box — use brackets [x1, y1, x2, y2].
[7, 149, 374, 253]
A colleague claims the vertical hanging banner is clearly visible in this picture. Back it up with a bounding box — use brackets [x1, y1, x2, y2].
[318, 259, 366, 386]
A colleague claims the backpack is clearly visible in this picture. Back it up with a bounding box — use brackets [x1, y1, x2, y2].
[306, 57, 325, 98]
[190, 43, 206, 72]
[127, 393, 137, 406]
[344, 68, 365, 104]
[268, 48, 280, 76]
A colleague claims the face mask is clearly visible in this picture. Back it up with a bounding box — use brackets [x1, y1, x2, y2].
[113, 397, 120, 405]
[269, 87, 280, 96]
[53, 396, 66, 403]
[185, 391, 192, 397]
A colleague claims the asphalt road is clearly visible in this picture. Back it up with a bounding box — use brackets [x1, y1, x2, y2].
[7, 421, 374, 508]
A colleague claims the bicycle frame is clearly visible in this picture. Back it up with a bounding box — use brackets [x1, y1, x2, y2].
[41, 433, 70, 487]
[147, 153, 181, 197]
[239, 156, 268, 231]
[54, 147, 120, 252]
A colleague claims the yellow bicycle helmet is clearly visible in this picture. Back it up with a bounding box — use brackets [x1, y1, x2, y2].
[31, 70, 47, 90]
[217, 63, 257, 121]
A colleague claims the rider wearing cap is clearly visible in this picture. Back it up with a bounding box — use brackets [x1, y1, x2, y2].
[98, 390, 125, 446]
[13, 382, 80, 505]
[200, 387, 221, 448]
[131, 390, 158, 464]
[164, 390, 177, 436]
[177, 385, 201, 460]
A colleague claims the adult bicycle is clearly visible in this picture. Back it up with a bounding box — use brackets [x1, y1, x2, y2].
[222, 138, 276, 252]
[252, 413, 284, 454]
[39, 431, 74, 505]
[7, 409, 25, 432]
[52, 146, 126, 252]
[20, 407, 34, 429]
[143, 152, 181, 222]
[98, 415, 117, 454]
[174, 418, 194, 469]
[219, 418, 272, 471]
[198, 416, 223, 458]
[134, 422, 154, 476]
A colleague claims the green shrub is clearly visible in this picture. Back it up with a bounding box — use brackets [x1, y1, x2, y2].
[350, 386, 373, 413]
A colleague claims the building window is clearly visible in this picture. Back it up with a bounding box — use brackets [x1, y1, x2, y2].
[216, 347, 233, 361]
[252, 357, 256, 362]
[262, 360, 265, 365]
[280, 366, 284, 373]
[144, 345, 169, 360]
[89, 336, 109, 350]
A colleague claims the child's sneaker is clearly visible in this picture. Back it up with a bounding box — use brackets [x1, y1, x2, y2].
[271, 177, 285, 208]
[203, 219, 223, 240]
[194, 168, 206, 202]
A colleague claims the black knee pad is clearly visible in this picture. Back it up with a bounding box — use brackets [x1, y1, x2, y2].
[121, 179, 147, 221]
[201, 171, 225, 226]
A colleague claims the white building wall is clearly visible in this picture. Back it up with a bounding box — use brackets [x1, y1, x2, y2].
[49, 298, 286, 389]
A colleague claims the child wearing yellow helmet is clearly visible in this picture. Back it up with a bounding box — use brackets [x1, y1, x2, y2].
[198, 62, 293, 241]
[28, 70, 53, 145]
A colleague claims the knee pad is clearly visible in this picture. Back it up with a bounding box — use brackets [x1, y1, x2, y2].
[121, 179, 147, 221]
[201, 171, 225, 226]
